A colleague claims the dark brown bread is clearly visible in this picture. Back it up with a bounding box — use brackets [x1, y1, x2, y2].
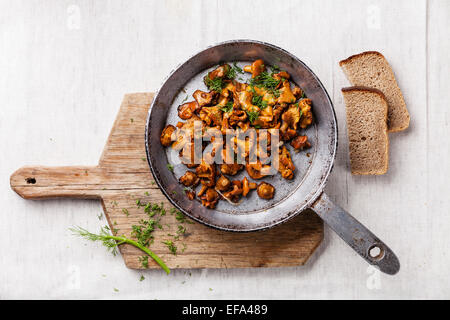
[339, 51, 410, 132]
[341, 86, 389, 175]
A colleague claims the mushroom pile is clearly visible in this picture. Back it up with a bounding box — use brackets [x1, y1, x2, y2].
[160, 60, 313, 209]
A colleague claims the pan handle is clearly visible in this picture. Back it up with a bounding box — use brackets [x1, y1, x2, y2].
[310, 192, 400, 275]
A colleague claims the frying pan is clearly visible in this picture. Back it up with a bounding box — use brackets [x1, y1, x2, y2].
[145, 40, 400, 275]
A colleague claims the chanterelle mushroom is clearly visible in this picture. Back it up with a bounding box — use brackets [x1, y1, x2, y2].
[179, 171, 200, 187]
[206, 64, 230, 80]
[242, 177, 257, 197]
[178, 101, 199, 120]
[220, 163, 244, 176]
[291, 135, 311, 151]
[299, 98, 313, 128]
[193, 90, 217, 107]
[257, 182, 275, 199]
[277, 80, 296, 104]
[278, 146, 295, 180]
[243, 59, 265, 78]
[196, 162, 216, 187]
[160, 125, 176, 147]
[215, 175, 231, 191]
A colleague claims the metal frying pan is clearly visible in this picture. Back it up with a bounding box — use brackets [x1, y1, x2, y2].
[145, 40, 400, 275]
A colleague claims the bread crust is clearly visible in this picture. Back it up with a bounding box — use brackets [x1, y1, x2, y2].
[339, 51, 385, 67]
[341, 86, 387, 101]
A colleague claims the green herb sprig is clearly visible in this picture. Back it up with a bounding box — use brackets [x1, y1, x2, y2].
[246, 110, 260, 123]
[204, 76, 225, 91]
[220, 101, 233, 113]
[70, 226, 170, 274]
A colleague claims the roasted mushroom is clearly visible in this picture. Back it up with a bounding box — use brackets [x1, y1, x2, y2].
[199, 105, 223, 126]
[246, 162, 264, 179]
[273, 71, 290, 81]
[160, 125, 176, 146]
[298, 98, 313, 128]
[292, 86, 304, 99]
[196, 162, 216, 187]
[277, 80, 296, 104]
[179, 171, 200, 187]
[243, 59, 265, 78]
[185, 189, 196, 200]
[193, 90, 217, 107]
[242, 177, 257, 197]
[290, 135, 311, 151]
[178, 101, 199, 120]
[200, 188, 219, 208]
[220, 163, 244, 176]
[278, 146, 295, 180]
[223, 181, 243, 202]
[280, 104, 301, 140]
[257, 182, 275, 200]
[215, 175, 231, 191]
[206, 64, 230, 81]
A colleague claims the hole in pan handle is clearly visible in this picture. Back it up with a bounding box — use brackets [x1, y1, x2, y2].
[310, 193, 400, 275]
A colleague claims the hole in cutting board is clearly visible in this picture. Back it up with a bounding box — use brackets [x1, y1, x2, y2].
[26, 177, 36, 184]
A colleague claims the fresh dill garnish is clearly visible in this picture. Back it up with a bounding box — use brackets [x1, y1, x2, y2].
[172, 190, 177, 195]
[97, 213, 103, 220]
[271, 64, 280, 73]
[233, 62, 243, 73]
[131, 219, 156, 247]
[175, 211, 193, 224]
[114, 288, 119, 292]
[175, 225, 187, 239]
[145, 191, 150, 196]
[122, 208, 129, 216]
[181, 95, 189, 103]
[251, 94, 268, 110]
[246, 110, 260, 123]
[204, 76, 225, 91]
[139, 275, 145, 281]
[220, 101, 233, 113]
[141, 157, 146, 161]
[163, 240, 177, 255]
[226, 62, 244, 79]
[166, 163, 174, 172]
[139, 255, 149, 268]
[69, 226, 170, 274]
[249, 71, 280, 96]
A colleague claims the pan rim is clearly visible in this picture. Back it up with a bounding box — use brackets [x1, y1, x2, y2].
[145, 39, 338, 232]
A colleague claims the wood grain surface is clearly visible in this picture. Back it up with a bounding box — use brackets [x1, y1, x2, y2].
[10, 92, 323, 270]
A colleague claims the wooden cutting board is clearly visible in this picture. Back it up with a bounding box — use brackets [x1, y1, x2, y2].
[10, 93, 323, 270]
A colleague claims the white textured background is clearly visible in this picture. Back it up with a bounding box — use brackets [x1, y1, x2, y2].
[0, 0, 449, 299]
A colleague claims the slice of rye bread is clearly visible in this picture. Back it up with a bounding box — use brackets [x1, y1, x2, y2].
[339, 51, 410, 132]
[341, 86, 389, 175]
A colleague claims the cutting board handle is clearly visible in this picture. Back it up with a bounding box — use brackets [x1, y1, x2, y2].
[10, 166, 105, 200]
